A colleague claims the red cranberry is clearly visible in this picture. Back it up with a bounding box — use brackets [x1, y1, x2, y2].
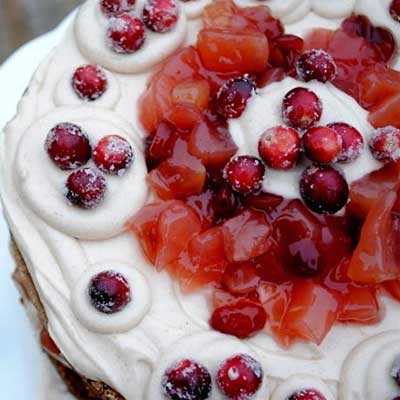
[143, 0, 179, 33]
[72, 64, 108, 101]
[88, 271, 131, 314]
[210, 299, 267, 339]
[101, 0, 136, 17]
[282, 87, 322, 130]
[46, 122, 91, 170]
[369, 126, 400, 163]
[390, 0, 400, 22]
[107, 13, 145, 54]
[288, 389, 327, 400]
[258, 125, 301, 170]
[296, 49, 337, 83]
[217, 354, 263, 400]
[300, 165, 349, 214]
[93, 135, 134, 175]
[224, 155, 265, 195]
[162, 359, 212, 400]
[215, 78, 256, 119]
[391, 356, 400, 386]
[327, 122, 364, 163]
[65, 167, 106, 209]
[302, 126, 342, 164]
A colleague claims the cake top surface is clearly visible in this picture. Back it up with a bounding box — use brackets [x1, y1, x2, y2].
[2, 0, 400, 399]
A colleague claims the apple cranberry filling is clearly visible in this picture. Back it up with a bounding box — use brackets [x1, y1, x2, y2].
[130, 0, 400, 345]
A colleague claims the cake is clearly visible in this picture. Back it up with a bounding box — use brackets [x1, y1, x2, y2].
[2, 0, 400, 399]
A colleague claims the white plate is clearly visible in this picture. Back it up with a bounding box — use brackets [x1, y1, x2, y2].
[0, 13, 76, 400]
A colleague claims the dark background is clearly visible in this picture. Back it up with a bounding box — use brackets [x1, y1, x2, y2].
[0, 0, 81, 63]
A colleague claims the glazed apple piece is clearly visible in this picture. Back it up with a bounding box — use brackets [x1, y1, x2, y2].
[185, 188, 216, 228]
[241, 6, 284, 40]
[222, 262, 261, 296]
[168, 226, 227, 291]
[384, 280, 400, 301]
[269, 34, 304, 72]
[369, 94, 400, 128]
[147, 139, 206, 200]
[222, 209, 272, 263]
[303, 28, 334, 51]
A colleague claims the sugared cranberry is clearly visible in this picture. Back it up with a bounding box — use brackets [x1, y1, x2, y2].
[224, 155, 265, 195]
[72, 64, 108, 101]
[300, 165, 349, 214]
[391, 356, 400, 386]
[93, 135, 134, 175]
[215, 78, 255, 119]
[88, 271, 131, 314]
[302, 126, 342, 164]
[369, 126, 400, 163]
[107, 13, 145, 54]
[217, 354, 263, 400]
[282, 87, 322, 130]
[390, 0, 400, 22]
[101, 0, 136, 17]
[288, 389, 327, 400]
[46, 122, 91, 170]
[210, 299, 267, 339]
[143, 0, 179, 33]
[296, 49, 337, 83]
[162, 359, 212, 400]
[65, 167, 106, 209]
[327, 122, 364, 163]
[258, 126, 301, 170]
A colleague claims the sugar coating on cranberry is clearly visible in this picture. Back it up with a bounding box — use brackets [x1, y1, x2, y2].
[302, 126, 342, 164]
[93, 135, 134, 175]
[88, 270, 131, 314]
[101, 0, 136, 17]
[296, 49, 337, 83]
[390, 0, 400, 22]
[282, 87, 322, 130]
[72, 64, 108, 101]
[300, 165, 349, 215]
[327, 122, 364, 163]
[162, 359, 212, 400]
[288, 389, 327, 400]
[369, 126, 400, 163]
[216, 78, 256, 119]
[217, 354, 263, 400]
[143, 0, 179, 33]
[391, 355, 400, 386]
[258, 126, 301, 170]
[107, 13, 146, 54]
[65, 167, 106, 209]
[224, 155, 265, 195]
[46, 122, 91, 170]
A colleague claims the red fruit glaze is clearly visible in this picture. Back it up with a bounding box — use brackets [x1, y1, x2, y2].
[217, 354, 263, 400]
[162, 359, 212, 400]
[282, 87, 322, 130]
[300, 165, 349, 214]
[222, 262, 261, 295]
[302, 126, 342, 164]
[88, 271, 131, 314]
[107, 13, 145, 54]
[296, 49, 337, 83]
[390, 0, 400, 22]
[100, 0, 136, 17]
[258, 126, 301, 170]
[269, 34, 304, 72]
[215, 78, 255, 119]
[72, 65, 108, 101]
[93, 135, 133, 175]
[369, 126, 400, 163]
[142, 0, 179, 33]
[327, 122, 364, 163]
[210, 299, 267, 338]
[46, 122, 91, 170]
[224, 155, 265, 194]
[288, 389, 327, 400]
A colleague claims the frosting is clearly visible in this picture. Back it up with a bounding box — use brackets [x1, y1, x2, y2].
[229, 77, 381, 199]
[2, 1, 400, 399]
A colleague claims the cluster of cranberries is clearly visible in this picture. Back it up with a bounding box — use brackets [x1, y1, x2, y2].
[99, 0, 180, 54]
[89, 270, 131, 313]
[45, 122, 133, 209]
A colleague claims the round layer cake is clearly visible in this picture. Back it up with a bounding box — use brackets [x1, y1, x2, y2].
[2, 0, 400, 399]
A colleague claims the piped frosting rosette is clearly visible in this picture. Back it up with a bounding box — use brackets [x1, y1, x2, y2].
[14, 106, 148, 240]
